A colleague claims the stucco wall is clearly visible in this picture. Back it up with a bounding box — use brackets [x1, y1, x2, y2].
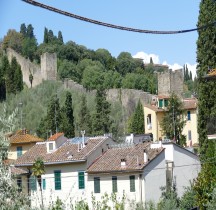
[8, 143, 35, 160]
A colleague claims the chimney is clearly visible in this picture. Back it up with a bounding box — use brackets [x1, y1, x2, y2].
[121, 158, 126, 166]
[144, 149, 148, 163]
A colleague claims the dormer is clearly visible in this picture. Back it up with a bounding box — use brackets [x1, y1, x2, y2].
[47, 141, 56, 153]
[47, 132, 68, 151]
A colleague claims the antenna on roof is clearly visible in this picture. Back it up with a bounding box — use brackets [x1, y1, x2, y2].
[81, 130, 85, 148]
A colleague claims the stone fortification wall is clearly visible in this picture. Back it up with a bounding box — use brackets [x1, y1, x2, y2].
[41, 52, 57, 81]
[6, 48, 57, 88]
[157, 69, 183, 98]
[64, 79, 154, 115]
[6, 48, 42, 87]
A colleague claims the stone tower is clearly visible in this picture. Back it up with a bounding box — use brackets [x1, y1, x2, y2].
[41, 52, 57, 81]
[157, 69, 184, 98]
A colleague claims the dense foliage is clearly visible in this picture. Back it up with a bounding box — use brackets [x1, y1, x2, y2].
[160, 93, 186, 146]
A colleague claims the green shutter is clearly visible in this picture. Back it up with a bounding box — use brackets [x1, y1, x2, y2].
[164, 99, 168, 107]
[130, 175, 135, 192]
[78, 171, 85, 189]
[94, 177, 100, 193]
[112, 176, 117, 193]
[54, 170, 61, 190]
[42, 178, 46, 190]
[30, 176, 37, 191]
[159, 99, 163, 108]
[17, 146, 22, 157]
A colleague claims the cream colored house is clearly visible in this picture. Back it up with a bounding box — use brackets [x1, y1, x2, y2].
[14, 135, 115, 209]
[144, 96, 198, 147]
[87, 142, 166, 208]
[8, 129, 44, 160]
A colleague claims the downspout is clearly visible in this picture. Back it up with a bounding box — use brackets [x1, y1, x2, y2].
[139, 174, 143, 202]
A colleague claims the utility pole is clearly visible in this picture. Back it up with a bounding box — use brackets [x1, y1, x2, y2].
[19, 102, 23, 129]
[172, 105, 176, 142]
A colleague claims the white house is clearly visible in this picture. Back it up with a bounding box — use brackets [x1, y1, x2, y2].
[14, 134, 115, 209]
[151, 140, 201, 197]
[86, 142, 166, 208]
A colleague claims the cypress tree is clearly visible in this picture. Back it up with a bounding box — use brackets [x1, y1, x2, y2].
[6, 57, 16, 94]
[61, 91, 75, 138]
[197, 0, 216, 151]
[20, 23, 27, 37]
[92, 89, 111, 136]
[43, 27, 48, 44]
[58, 31, 63, 44]
[0, 66, 6, 102]
[78, 95, 92, 136]
[14, 63, 23, 92]
[130, 100, 144, 134]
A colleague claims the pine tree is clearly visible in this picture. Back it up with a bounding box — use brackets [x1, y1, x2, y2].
[92, 89, 111, 136]
[197, 0, 216, 151]
[61, 92, 75, 138]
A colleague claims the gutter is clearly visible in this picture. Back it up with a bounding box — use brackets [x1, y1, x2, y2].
[15, 159, 86, 167]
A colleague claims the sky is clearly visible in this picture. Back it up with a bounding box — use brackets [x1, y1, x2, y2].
[0, 0, 200, 78]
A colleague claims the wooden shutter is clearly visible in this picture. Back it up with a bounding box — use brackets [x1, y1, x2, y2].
[94, 177, 100, 193]
[78, 171, 85, 189]
[54, 170, 61, 190]
[129, 175, 135, 192]
[112, 176, 117, 193]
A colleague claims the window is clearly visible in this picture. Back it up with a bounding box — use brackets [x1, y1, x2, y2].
[188, 130, 192, 141]
[129, 175, 135, 192]
[17, 146, 22, 157]
[159, 99, 163, 108]
[164, 99, 168, 107]
[187, 111, 191, 121]
[42, 178, 46, 190]
[112, 176, 117, 193]
[17, 177, 22, 192]
[54, 170, 61, 190]
[30, 176, 37, 191]
[78, 171, 85, 189]
[49, 143, 54, 151]
[94, 177, 100, 193]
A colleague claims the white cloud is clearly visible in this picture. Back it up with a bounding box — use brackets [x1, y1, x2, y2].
[133, 51, 197, 79]
[133, 51, 160, 64]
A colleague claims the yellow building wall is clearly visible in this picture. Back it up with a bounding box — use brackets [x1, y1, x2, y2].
[8, 143, 35, 160]
[182, 109, 198, 146]
[144, 106, 198, 145]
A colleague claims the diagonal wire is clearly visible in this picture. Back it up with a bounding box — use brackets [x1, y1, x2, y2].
[22, 0, 216, 35]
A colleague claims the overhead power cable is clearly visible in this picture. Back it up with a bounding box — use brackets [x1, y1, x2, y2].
[22, 0, 216, 35]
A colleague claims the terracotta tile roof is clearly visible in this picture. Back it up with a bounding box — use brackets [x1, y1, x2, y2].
[144, 104, 165, 112]
[158, 95, 170, 99]
[87, 142, 164, 173]
[10, 166, 28, 175]
[9, 130, 43, 144]
[48, 132, 64, 141]
[183, 98, 197, 110]
[15, 136, 110, 166]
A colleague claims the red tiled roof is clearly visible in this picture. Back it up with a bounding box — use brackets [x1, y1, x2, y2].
[10, 166, 28, 175]
[9, 130, 43, 144]
[158, 95, 170, 99]
[15, 136, 110, 166]
[48, 132, 64, 141]
[208, 68, 216, 76]
[87, 142, 164, 173]
[183, 98, 197, 110]
[144, 104, 165, 112]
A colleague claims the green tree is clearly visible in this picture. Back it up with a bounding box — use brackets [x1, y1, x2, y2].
[58, 31, 63, 44]
[43, 27, 48, 44]
[61, 91, 75, 138]
[29, 72, 33, 88]
[32, 158, 45, 209]
[6, 56, 16, 94]
[127, 100, 144, 134]
[14, 62, 23, 92]
[197, 0, 216, 151]
[160, 93, 186, 146]
[0, 57, 7, 101]
[20, 23, 27, 37]
[77, 95, 92, 136]
[92, 89, 111, 135]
